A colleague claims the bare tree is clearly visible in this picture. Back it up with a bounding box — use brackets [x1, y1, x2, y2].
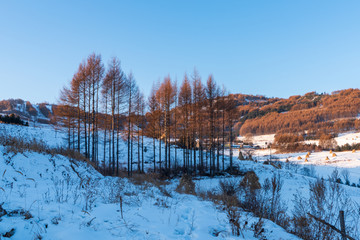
[102, 57, 126, 174]
[147, 83, 159, 172]
[179, 75, 192, 173]
[126, 73, 139, 176]
[205, 75, 219, 176]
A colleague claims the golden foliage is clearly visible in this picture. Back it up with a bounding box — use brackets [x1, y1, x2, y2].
[239, 89, 360, 136]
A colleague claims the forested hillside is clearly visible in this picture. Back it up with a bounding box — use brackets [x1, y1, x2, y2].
[237, 89, 360, 137]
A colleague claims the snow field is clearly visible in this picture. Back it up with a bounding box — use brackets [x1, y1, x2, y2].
[4, 123, 360, 239]
[0, 124, 299, 239]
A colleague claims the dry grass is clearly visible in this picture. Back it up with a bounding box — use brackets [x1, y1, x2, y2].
[0, 133, 89, 163]
[175, 174, 196, 195]
[130, 173, 171, 197]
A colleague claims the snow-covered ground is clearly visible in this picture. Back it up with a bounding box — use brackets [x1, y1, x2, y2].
[242, 130, 360, 148]
[0, 123, 300, 239]
[264, 150, 360, 184]
[0, 122, 63, 148]
[3, 123, 360, 239]
[304, 131, 360, 146]
[1, 148, 252, 239]
[237, 134, 275, 148]
[236, 131, 360, 185]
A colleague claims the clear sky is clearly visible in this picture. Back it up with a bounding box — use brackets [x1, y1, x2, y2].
[1, 1, 360, 104]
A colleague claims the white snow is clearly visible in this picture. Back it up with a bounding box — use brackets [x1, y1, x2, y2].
[0, 123, 299, 239]
[237, 134, 275, 148]
[3, 122, 360, 239]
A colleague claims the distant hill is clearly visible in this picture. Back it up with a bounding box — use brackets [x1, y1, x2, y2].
[236, 88, 360, 137]
[0, 99, 54, 124]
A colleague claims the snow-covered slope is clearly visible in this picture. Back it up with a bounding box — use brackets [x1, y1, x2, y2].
[0, 123, 299, 240]
[5, 122, 360, 239]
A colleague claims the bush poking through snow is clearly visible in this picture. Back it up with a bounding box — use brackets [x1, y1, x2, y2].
[225, 202, 243, 237]
[0, 202, 7, 218]
[341, 169, 350, 185]
[252, 218, 265, 238]
[82, 177, 98, 211]
[51, 216, 61, 225]
[267, 174, 287, 225]
[2, 228, 16, 238]
[240, 173, 289, 230]
[239, 171, 262, 214]
[176, 174, 195, 195]
[240, 171, 261, 191]
[218, 179, 239, 197]
[6, 208, 33, 220]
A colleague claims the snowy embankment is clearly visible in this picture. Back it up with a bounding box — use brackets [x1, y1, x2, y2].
[0, 123, 298, 239]
[0, 145, 241, 240]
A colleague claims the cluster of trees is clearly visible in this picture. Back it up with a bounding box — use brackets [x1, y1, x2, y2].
[273, 132, 339, 152]
[146, 72, 239, 176]
[55, 54, 239, 177]
[335, 142, 360, 151]
[0, 114, 28, 126]
[54, 54, 145, 176]
[273, 133, 320, 153]
[318, 133, 337, 150]
[55, 55, 360, 175]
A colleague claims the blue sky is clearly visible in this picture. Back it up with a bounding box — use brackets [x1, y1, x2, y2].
[1, 1, 360, 103]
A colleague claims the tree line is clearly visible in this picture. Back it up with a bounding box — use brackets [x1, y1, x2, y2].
[0, 114, 28, 126]
[55, 53, 239, 177]
[146, 72, 239, 176]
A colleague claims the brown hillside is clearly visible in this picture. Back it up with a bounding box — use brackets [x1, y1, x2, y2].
[239, 89, 360, 136]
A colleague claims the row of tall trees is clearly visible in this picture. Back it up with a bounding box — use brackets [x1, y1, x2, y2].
[56, 54, 239, 177]
[146, 70, 239, 176]
[55, 54, 145, 176]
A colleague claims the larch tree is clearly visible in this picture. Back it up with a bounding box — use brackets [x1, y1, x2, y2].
[147, 83, 159, 172]
[192, 70, 205, 173]
[157, 77, 176, 172]
[205, 75, 219, 176]
[126, 73, 139, 176]
[102, 57, 126, 175]
[178, 75, 192, 173]
[225, 94, 238, 172]
[86, 53, 104, 165]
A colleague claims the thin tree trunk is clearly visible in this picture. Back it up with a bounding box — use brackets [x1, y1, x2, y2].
[141, 128, 144, 173]
[153, 137, 156, 172]
[222, 109, 225, 171]
[159, 121, 162, 171]
[230, 124, 233, 172]
[127, 95, 131, 176]
[103, 94, 108, 171]
[138, 120, 140, 172]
